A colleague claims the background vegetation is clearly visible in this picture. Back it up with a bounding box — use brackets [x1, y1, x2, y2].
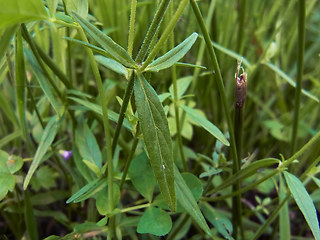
[0, 0, 320, 239]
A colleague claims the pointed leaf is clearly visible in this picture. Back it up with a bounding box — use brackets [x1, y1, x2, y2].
[23, 115, 63, 189]
[71, 11, 137, 69]
[169, 76, 193, 99]
[284, 171, 320, 240]
[145, 33, 198, 72]
[68, 96, 132, 131]
[64, 0, 88, 18]
[181, 105, 229, 146]
[66, 178, 107, 203]
[134, 74, 176, 211]
[174, 165, 211, 236]
[137, 207, 172, 236]
[75, 123, 102, 169]
[95, 183, 120, 215]
[95, 55, 128, 79]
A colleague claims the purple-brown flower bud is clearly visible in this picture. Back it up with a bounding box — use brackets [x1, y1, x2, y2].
[235, 71, 247, 109]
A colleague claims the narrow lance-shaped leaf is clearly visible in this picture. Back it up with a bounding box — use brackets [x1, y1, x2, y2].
[174, 165, 211, 236]
[181, 105, 230, 146]
[71, 11, 137, 69]
[134, 73, 176, 211]
[284, 171, 320, 240]
[145, 32, 198, 72]
[23, 115, 63, 189]
[95, 55, 128, 79]
[15, 28, 28, 139]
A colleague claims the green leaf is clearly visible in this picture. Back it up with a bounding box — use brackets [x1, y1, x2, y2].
[212, 158, 279, 193]
[0, 0, 48, 29]
[25, 49, 65, 117]
[23, 115, 63, 190]
[284, 171, 320, 240]
[95, 183, 120, 215]
[71, 11, 137, 69]
[137, 207, 172, 236]
[264, 62, 319, 103]
[181, 105, 229, 146]
[66, 178, 107, 203]
[95, 55, 128, 79]
[46, 0, 59, 17]
[83, 160, 101, 177]
[128, 151, 156, 202]
[68, 96, 132, 131]
[0, 150, 23, 174]
[174, 165, 211, 236]
[169, 76, 193, 99]
[31, 166, 57, 191]
[181, 173, 203, 202]
[279, 174, 290, 240]
[145, 33, 198, 72]
[64, 37, 113, 59]
[15, 28, 28, 140]
[0, 25, 18, 61]
[63, 0, 88, 18]
[174, 62, 207, 70]
[0, 151, 16, 201]
[134, 74, 176, 211]
[201, 202, 233, 239]
[75, 123, 102, 169]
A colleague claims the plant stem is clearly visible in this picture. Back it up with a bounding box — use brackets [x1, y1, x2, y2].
[78, 27, 114, 239]
[128, 0, 137, 57]
[190, 0, 241, 237]
[135, 0, 171, 63]
[120, 203, 150, 213]
[290, 0, 305, 155]
[119, 126, 140, 190]
[169, 2, 187, 172]
[236, 0, 246, 55]
[111, 73, 135, 154]
[139, 0, 189, 72]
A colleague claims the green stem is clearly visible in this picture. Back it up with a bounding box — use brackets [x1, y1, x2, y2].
[139, 0, 189, 71]
[78, 27, 114, 239]
[128, 0, 137, 57]
[119, 127, 140, 190]
[111, 73, 135, 154]
[135, 0, 171, 63]
[189, 0, 239, 171]
[169, 2, 187, 172]
[236, 0, 246, 54]
[290, 0, 305, 155]
[120, 203, 150, 213]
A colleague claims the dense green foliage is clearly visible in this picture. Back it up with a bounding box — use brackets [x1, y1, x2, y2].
[0, 0, 320, 239]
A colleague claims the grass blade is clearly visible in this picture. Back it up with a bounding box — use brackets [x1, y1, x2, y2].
[134, 73, 176, 211]
[71, 11, 137, 69]
[23, 115, 63, 189]
[284, 171, 320, 240]
[181, 105, 229, 146]
[145, 33, 198, 72]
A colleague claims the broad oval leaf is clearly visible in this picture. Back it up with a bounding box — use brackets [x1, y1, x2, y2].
[0, 0, 48, 29]
[134, 74, 176, 211]
[137, 207, 172, 236]
[71, 12, 137, 69]
[145, 32, 198, 72]
[95, 183, 120, 215]
[23, 115, 63, 189]
[95, 55, 128, 79]
[64, 0, 88, 18]
[128, 151, 156, 202]
[174, 165, 211, 236]
[284, 171, 320, 240]
[181, 105, 229, 146]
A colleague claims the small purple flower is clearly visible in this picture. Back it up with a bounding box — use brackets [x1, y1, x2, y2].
[60, 150, 72, 160]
